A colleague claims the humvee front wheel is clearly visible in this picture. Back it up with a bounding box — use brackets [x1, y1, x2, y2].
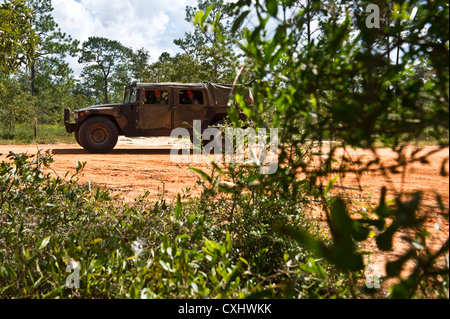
[74, 129, 83, 147]
[79, 117, 118, 153]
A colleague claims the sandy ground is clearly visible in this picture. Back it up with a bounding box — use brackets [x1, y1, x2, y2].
[0, 137, 206, 203]
[1, 137, 448, 292]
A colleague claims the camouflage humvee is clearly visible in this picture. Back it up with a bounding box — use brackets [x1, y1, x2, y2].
[64, 82, 250, 153]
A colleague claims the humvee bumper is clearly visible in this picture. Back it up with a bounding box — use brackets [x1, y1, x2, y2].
[64, 108, 76, 133]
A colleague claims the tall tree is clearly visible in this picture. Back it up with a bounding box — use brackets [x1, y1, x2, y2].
[0, 75, 36, 131]
[128, 47, 151, 83]
[295, 0, 323, 46]
[350, 0, 396, 62]
[174, 0, 243, 82]
[27, 0, 79, 96]
[143, 52, 207, 83]
[79, 37, 131, 104]
[0, 0, 38, 76]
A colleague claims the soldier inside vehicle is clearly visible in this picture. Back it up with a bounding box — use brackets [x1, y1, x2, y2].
[180, 90, 203, 104]
[144, 90, 168, 104]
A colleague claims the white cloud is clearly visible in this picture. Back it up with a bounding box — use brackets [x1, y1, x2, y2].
[51, 0, 197, 75]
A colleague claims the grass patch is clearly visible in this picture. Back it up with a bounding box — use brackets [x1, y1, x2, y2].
[0, 123, 75, 144]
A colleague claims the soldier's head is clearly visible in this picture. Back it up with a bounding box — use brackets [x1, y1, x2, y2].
[187, 90, 194, 99]
[155, 90, 161, 98]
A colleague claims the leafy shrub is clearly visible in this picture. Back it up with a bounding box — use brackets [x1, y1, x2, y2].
[0, 151, 357, 299]
[0, 130, 15, 140]
[192, 0, 449, 299]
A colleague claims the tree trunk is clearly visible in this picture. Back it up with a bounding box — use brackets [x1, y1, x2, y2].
[101, 65, 110, 104]
[396, 28, 401, 65]
[31, 64, 36, 96]
[386, 15, 390, 62]
[104, 77, 109, 104]
[307, 0, 311, 46]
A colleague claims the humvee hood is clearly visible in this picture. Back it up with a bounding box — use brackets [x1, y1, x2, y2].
[78, 104, 121, 112]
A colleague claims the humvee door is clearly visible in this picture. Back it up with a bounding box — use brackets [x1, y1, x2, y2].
[138, 88, 171, 130]
[173, 88, 207, 129]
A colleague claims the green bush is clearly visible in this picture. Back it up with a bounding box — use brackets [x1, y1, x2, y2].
[0, 151, 359, 299]
[0, 123, 74, 144]
[192, 0, 449, 299]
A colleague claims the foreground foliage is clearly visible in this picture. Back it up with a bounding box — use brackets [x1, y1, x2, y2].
[0, 151, 348, 298]
[194, 0, 449, 298]
[0, 151, 447, 299]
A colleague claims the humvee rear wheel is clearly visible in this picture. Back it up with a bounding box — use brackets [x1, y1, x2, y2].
[195, 120, 228, 154]
[79, 117, 118, 153]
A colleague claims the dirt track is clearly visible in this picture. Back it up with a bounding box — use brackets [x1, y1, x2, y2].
[0, 138, 449, 284]
[1, 137, 447, 206]
[0, 137, 209, 203]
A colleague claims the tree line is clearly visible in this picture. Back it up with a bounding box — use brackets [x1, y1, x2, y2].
[0, 0, 241, 131]
[1, 0, 448, 143]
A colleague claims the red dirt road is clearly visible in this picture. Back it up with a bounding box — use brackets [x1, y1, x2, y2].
[1, 139, 448, 288]
[0, 138, 448, 207]
[0, 138, 209, 203]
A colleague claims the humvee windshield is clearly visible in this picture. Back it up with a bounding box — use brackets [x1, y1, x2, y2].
[123, 86, 137, 104]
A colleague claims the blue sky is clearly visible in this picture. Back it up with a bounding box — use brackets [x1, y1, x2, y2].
[51, 0, 199, 75]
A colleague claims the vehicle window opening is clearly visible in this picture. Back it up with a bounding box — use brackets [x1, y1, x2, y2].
[180, 90, 203, 105]
[144, 90, 169, 105]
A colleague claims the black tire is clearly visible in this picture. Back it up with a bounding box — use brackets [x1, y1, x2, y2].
[200, 120, 227, 153]
[74, 129, 83, 147]
[78, 117, 118, 153]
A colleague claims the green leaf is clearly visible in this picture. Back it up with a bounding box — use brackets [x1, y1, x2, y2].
[375, 187, 393, 218]
[189, 167, 212, 183]
[219, 181, 238, 193]
[228, 105, 241, 127]
[300, 257, 327, 279]
[224, 262, 242, 291]
[232, 10, 250, 33]
[376, 224, 397, 251]
[202, 5, 214, 25]
[266, 0, 278, 17]
[350, 221, 370, 242]
[37, 236, 51, 250]
[75, 161, 86, 174]
[159, 260, 172, 272]
[390, 270, 421, 299]
[174, 193, 182, 220]
[211, 160, 224, 176]
[264, 39, 278, 63]
[274, 223, 327, 258]
[329, 196, 352, 240]
[324, 175, 339, 197]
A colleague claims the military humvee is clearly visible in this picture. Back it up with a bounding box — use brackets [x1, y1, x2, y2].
[64, 82, 249, 153]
